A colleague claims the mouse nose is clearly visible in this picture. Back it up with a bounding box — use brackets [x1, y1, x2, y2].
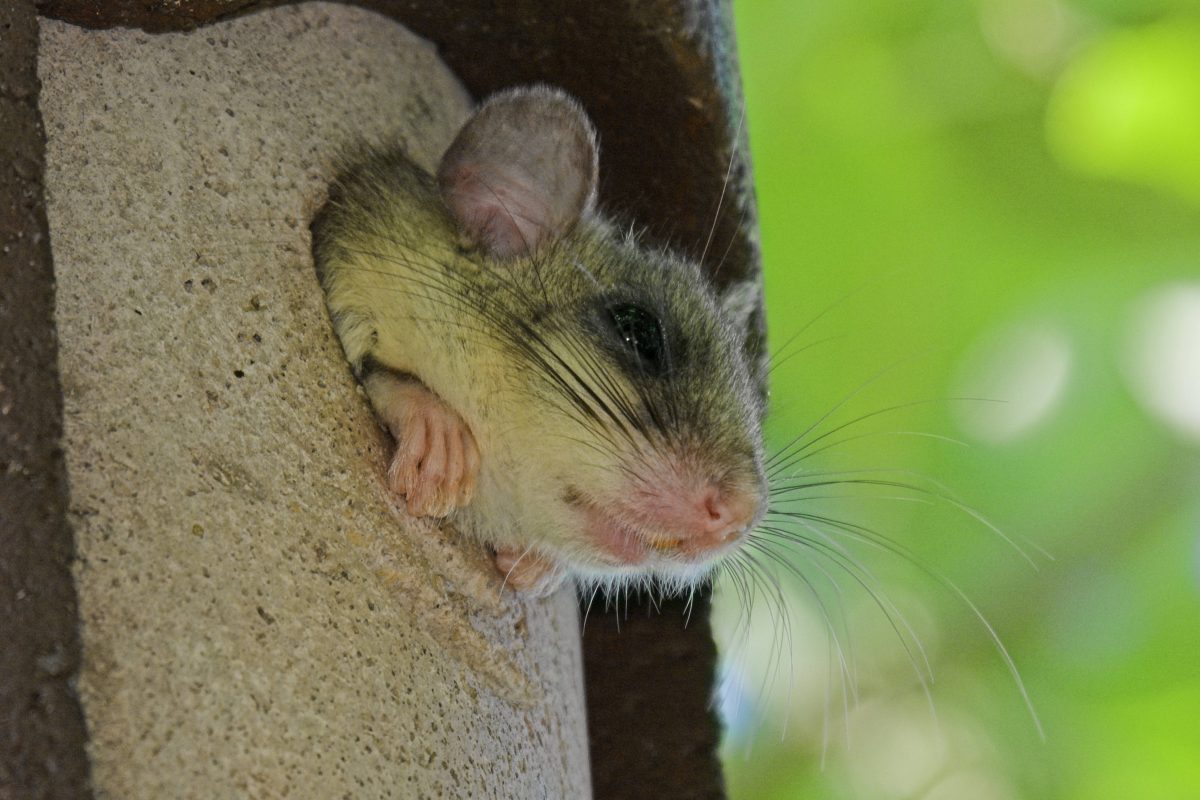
[689, 485, 757, 550]
[643, 484, 753, 561]
[623, 474, 762, 555]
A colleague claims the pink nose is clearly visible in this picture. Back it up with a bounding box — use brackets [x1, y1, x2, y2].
[701, 486, 745, 540]
[624, 478, 761, 555]
[675, 485, 756, 554]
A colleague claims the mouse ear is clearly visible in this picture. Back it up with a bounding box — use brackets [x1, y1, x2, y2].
[437, 86, 599, 260]
[718, 278, 762, 335]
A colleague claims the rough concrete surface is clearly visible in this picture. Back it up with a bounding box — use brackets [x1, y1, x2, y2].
[39, 5, 590, 798]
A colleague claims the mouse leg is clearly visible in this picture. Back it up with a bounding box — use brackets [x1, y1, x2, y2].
[363, 370, 479, 519]
[493, 548, 565, 597]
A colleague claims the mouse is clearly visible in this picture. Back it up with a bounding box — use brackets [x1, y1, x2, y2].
[312, 85, 767, 596]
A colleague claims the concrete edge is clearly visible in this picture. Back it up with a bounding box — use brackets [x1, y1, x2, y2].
[0, 2, 93, 798]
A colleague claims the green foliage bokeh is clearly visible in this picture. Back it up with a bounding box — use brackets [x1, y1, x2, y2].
[718, 1, 1200, 797]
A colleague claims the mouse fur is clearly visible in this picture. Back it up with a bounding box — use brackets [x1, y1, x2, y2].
[313, 85, 767, 595]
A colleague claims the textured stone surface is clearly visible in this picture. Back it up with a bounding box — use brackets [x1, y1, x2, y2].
[39, 6, 589, 798]
[0, 2, 92, 797]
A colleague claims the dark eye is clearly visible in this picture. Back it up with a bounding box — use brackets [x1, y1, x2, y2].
[606, 303, 667, 374]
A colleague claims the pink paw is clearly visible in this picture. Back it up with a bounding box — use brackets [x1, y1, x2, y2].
[493, 548, 564, 596]
[385, 383, 480, 518]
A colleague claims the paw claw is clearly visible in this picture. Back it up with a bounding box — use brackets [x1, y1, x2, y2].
[493, 549, 564, 596]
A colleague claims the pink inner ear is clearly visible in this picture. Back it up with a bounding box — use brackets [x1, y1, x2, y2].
[442, 165, 553, 260]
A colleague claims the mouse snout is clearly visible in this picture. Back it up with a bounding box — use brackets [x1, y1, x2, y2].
[633, 480, 760, 557]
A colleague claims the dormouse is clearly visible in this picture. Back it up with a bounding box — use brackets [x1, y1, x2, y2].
[313, 86, 767, 595]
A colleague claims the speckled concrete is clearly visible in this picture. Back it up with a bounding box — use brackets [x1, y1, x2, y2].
[39, 5, 590, 798]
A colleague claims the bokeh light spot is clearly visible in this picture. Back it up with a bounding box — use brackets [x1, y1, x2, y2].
[955, 322, 1072, 444]
[979, 0, 1080, 78]
[1046, 22, 1200, 204]
[1123, 283, 1200, 443]
[846, 701, 948, 798]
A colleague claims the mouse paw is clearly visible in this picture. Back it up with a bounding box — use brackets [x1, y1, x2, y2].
[493, 548, 565, 597]
[384, 382, 480, 518]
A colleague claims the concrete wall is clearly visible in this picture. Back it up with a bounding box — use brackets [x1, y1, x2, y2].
[38, 5, 590, 797]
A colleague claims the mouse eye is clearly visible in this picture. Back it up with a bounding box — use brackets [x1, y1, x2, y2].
[606, 303, 667, 374]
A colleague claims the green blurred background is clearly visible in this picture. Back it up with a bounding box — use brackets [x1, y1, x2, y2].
[715, 1, 1200, 798]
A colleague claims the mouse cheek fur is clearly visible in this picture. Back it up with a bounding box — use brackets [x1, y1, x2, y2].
[463, 433, 759, 592]
[446, 413, 631, 582]
[480, 440, 611, 557]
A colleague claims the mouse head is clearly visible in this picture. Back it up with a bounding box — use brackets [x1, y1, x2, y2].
[438, 86, 767, 590]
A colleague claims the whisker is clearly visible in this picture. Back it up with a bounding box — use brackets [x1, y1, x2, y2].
[764, 351, 943, 473]
[698, 101, 744, 272]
